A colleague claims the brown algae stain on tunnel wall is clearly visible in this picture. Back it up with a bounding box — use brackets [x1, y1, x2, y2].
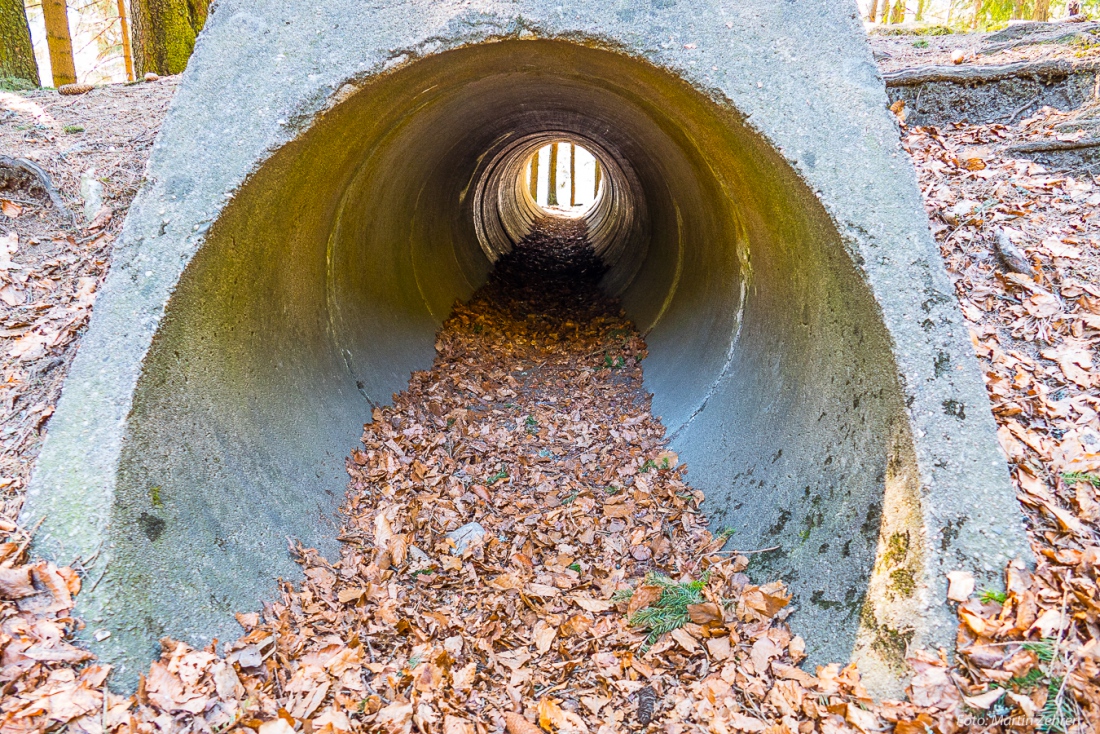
[92, 39, 922, 690]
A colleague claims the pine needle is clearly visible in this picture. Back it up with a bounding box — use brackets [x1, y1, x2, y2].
[625, 571, 711, 651]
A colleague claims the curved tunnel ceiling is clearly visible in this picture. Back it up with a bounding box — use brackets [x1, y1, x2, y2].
[22, 35, 1031, 696]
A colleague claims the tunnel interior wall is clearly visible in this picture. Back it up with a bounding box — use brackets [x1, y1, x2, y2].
[92, 41, 918, 682]
[635, 96, 916, 667]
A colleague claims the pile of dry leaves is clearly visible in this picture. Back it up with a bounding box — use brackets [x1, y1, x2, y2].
[0, 222, 917, 734]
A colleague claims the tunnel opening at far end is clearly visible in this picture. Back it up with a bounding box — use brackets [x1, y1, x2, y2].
[99, 39, 922, 686]
[523, 141, 604, 217]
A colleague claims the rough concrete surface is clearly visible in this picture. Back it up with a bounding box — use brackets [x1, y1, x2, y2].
[21, 0, 1032, 694]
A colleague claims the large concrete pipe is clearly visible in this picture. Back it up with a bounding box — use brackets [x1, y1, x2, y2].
[22, 1, 1031, 693]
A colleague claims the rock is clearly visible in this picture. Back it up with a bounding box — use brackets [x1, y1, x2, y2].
[79, 169, 103, 223]
[236, 644, 263, 668]
[446, 522, 486, 555]
[994, 228, 1033, 275]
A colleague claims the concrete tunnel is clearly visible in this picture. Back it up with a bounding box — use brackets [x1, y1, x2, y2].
[23, 2, 1032, 695]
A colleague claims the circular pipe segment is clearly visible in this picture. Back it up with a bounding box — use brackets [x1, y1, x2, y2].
[106, 40, 911, 676]
[473, 131, 643, 294]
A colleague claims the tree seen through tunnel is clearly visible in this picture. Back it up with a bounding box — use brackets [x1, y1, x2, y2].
[526, 141, 601, 216]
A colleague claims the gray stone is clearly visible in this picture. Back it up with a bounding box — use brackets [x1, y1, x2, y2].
[78, 168, 102, 222]
[446, 523, 487, 556]
[21, 0, 1032, 696]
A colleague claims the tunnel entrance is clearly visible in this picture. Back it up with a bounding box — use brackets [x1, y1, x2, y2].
[105, 38, 907, 680]
[24, 34, 1030, 695]
[39, 38, 913, 681]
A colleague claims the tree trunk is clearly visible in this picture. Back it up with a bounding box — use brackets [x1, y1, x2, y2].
[1032, 0, 1050, 21]
[594, 158, 601, 198]
[889, 0, 906, 23]
[0, 0, 40, 86]
[1011, 0, 1025, 20]
[42, 0, 77, 86]
[118, 0, 135, 81]
[915, 0, 926, 22]
[529, 151, 539, 201]
[131, 0, 212, 76]
[972, 0, 983, 29]
[868, 0, 879, 23]
[547, 143, 559, 207]
[569, 144, 576, 207]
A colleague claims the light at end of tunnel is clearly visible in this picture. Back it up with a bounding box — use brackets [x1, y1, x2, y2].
[523, 141, 603, 219]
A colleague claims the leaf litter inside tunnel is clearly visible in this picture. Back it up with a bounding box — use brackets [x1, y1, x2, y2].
[0, 218, 873, 734]
[267, 217, 823, 734]
[4, 218, 1094, 734]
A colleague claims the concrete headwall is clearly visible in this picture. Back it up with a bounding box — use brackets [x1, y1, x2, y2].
[22, 0, 1031, 694]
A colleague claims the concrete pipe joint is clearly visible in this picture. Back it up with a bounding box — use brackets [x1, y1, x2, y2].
[22, 1, 1031, 695]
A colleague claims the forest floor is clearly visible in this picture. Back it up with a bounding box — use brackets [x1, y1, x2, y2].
[2, 38, 1100, 734]
[0, 77, 179, 521]
[868, 21, 1100, 71]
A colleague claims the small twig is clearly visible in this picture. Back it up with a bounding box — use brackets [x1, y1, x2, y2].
[101, 683, 109, 732]
[13, 516, 45, 560]
[714, 544, 781, 556]
[1004, 94, 1042, 124]
[0, 195, 41, 208]
[85, 564, 109, 594]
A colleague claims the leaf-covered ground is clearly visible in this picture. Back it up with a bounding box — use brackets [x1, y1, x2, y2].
[2, 218, 1096, 734]
[0, 220, 870, 734]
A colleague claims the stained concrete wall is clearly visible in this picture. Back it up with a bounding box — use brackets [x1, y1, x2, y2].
[22, 0, 1031, 694]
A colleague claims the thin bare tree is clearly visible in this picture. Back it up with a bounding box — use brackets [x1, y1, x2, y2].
[42, 0, 77, 86]
[118, 0, 134, 81]
[889, 0, 906, 23]
[547, 143, 559, 207]
[529, 151, 539, 201]
[569, 144, 576, 208]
